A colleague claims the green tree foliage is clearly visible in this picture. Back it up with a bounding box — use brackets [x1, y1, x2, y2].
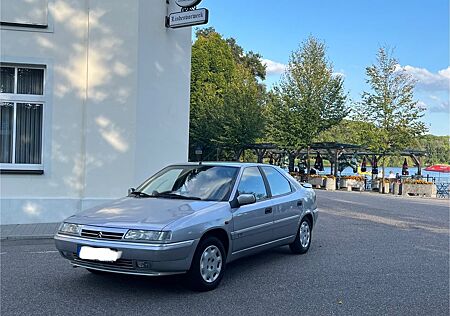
[189, 28, 266, 160]
[358, 47, 427, 174]
[317, 120, 449, 166]
[315, 119, 373, 145]
[415, 135, 450, 165]
[267, 36, 348, 170]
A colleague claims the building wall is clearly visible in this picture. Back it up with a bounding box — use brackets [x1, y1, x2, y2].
[0, 0, 191, 224]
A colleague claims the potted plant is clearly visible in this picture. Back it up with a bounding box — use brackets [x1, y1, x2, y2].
[324, 175, 336, 191]
[401, 179, 436, 198]
[340, 175, 365, 191]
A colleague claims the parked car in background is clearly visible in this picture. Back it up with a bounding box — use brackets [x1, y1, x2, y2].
[55, 162, 318, 291]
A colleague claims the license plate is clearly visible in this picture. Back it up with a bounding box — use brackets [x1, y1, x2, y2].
[78, 246, 122, 262]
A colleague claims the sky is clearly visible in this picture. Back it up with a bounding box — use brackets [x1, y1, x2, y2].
[193, 0, 449, 136]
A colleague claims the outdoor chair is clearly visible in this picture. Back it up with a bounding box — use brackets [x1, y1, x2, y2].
[436, 183, 450, 198]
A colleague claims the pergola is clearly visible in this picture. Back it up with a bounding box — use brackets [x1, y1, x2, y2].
[244, 142, 427, 177]
[301, 142, 363, 177]
[338, 149, 427, 176]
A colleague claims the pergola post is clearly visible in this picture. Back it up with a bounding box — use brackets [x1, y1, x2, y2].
[306, 146, 310, 177]
[410, 154, 422, 176]
[334, 149, 339, 189]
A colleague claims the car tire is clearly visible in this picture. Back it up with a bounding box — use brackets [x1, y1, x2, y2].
[289, 217, 312, 254]
[186, 236, 226, 291]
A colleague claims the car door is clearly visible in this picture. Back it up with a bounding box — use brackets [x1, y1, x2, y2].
[231, 166, 274, 253]
[260, 166, 301, 241]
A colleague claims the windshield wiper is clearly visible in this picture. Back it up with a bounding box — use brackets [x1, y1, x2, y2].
[128, 191, 153, 198]
[152, 192, 202, 200]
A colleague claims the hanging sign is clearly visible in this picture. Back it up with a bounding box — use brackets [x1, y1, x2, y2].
[175, 0, 202, 8]
[167, 8, 209, 28]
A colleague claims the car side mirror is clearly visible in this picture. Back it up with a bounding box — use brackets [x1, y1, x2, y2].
[237, 194, 256, 206]
[128, 188, 135, 195]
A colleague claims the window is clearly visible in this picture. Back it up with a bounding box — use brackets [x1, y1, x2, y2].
[261, 166, 292, 197]
[1, 0, 49, 28]
[0, 65, 45, 169]
[237, 167, 267, 201]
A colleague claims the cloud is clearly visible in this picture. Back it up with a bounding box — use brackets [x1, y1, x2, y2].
[428, 95, 449, 113]
[396, 65, 450, 92]
[261, 58, 286, 75]
[395, 65, 450, 113]
[333, 71, 345, 77]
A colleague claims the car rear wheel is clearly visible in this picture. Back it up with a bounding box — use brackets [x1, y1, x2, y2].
[289, 217, 312, 254]
[186, 236, 226, 291]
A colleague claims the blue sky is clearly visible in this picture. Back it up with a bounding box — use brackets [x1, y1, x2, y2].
[194, 0, 449, 135]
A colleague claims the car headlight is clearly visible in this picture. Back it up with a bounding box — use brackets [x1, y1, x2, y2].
[59, 223, 82, 235]
[124, 230, 172, 241]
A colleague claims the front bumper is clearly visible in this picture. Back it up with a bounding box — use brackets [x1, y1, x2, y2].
[54, 233, 199, 276]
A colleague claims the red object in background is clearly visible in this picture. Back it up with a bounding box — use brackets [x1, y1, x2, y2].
[424, 164, 450, 173]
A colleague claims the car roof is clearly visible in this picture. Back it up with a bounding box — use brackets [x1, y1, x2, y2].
[171, 162, 278, 168]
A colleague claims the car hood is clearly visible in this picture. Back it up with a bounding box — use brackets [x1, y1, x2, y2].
[67, 197, 219, 230]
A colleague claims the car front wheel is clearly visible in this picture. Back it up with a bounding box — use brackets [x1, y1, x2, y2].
[186, 236, 226, 291]
[289, 217, 312, 254]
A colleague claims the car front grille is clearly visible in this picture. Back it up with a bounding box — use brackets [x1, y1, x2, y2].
[73, 254, 135, 270]
[81, 229, 124, 240]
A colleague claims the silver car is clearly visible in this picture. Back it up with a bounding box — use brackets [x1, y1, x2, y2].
[55, 162, 318, 291]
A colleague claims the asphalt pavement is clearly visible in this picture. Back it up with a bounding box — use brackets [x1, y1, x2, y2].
[1, 191, 449, 315]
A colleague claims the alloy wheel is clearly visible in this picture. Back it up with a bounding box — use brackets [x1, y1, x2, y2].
[299, 221, 310, 248]
[200, 245, 222, 283]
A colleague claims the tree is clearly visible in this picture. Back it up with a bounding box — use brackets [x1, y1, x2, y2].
[315, 119, 373, 145]
[189, 29, 267, 160]
[267, 36, 348, 171]
[358, 47, 427, 179]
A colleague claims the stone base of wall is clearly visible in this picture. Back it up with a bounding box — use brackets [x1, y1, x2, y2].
[340, 179, 364, 191]
[402, 184, 437, 198]
[308, 177, 324, 188]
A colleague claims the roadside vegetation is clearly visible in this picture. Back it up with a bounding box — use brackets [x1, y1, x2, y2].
[189, 28, 448, 167]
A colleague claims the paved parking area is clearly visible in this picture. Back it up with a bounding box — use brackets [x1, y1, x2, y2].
[1, 191, 449, 315]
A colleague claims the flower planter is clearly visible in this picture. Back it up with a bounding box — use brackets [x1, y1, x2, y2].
[340, 179, 364, 191]
[324, 178, 336, 191]
[379, 182, 390, 194]
[308, 177, 324, 188]
[401, 183, 436, 198]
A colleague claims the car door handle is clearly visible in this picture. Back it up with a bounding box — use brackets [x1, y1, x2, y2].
[297, 200, 303, 207]
[265, 207, 273, 214]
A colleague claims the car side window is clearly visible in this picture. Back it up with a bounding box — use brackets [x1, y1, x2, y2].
[237, 167, 267, 201]
[261, 166, 292, 197]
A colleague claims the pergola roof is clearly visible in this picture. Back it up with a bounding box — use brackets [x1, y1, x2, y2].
[244, 142, 427, 158]
[309, 142, 362, 150]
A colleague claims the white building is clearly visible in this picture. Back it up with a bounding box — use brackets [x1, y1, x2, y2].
[0, 0, 192, 224]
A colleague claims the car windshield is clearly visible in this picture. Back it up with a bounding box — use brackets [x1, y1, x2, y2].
[135, 165, 239, 201]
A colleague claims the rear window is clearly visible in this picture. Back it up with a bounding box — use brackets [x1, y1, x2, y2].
[261, 166, 292, 197]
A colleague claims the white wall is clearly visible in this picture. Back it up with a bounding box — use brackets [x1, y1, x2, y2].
[0, 0, 191, 224]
